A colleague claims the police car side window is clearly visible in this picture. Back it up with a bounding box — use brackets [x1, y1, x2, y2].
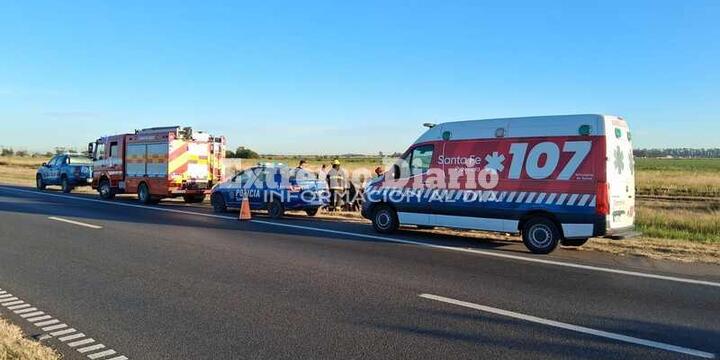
[410, 145, 434, 176]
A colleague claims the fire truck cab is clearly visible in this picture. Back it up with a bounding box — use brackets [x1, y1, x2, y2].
[89, 126, 225, 204]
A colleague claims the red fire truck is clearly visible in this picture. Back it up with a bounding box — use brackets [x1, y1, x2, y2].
[89, 126, 226, 204]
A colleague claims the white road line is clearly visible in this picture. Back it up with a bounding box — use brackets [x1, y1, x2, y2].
[4, 186, 720, 288]
[106, 356, 128, 360]
[48, 216, 103, 229]
[14, 307, 38, 314]
[0, 293, 13, 298]
[42, 323, 68, 331]
[419, 293, 716, 359]
[88, 349, 117, 359]
[68, 338, 95, 347]
[36, 319, 60, 327]
[2, 300, 24, 306]
[59, 332, 86, 342]
[50, 328, 77, 336]
[8, 303, 31, 310]
[78, 343, 105, 353]
[27, 314, 52, 322]
[0, 296, 18, 302]
[20, 311, 44, 318]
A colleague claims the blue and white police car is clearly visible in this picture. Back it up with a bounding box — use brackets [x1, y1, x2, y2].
[36, 153, 94, 193]
[210, 163, 329, 218]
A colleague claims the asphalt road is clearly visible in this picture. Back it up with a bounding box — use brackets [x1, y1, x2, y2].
[0, 184, 718, 359]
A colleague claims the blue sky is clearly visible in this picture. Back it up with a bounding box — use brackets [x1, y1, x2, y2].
[1, 0, 718, 154]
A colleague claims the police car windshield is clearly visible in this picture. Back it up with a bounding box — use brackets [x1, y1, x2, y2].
[68, 156, 93, 165]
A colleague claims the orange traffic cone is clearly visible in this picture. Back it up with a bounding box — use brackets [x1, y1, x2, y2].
[239, 195, 252, 221]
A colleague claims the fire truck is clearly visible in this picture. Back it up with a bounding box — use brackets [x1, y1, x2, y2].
[89, 126, 226, 204]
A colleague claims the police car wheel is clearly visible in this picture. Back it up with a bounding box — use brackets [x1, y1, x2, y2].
[561, 238, 589, 247]
[268, 198, 285, 219]
[372, 205, 398, 234]
[211, 193, 227, 213]
[305, 207, 319, 217]
[36, 175, 46, 190]
[61, 176, 72, 193]
[522, 217, 560, 254]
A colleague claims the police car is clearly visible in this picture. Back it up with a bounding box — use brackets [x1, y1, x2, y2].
[210, 163, 329, 218]
[36, 153, 94, 193]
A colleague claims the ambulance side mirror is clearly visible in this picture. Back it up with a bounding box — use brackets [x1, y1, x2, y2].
[392, 164, 401, 180]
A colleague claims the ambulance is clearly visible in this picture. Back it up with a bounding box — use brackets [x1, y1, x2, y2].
[361, 114, 635, 254]
[89, 126, 226, 204]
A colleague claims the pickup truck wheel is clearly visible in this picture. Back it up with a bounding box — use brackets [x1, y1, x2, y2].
[268, 198, 285, 219]
[36, 174, 46, 190]
[305, 207, 319, 217]
[138, 183, 153, 204]
[372, 205, 399, 234]
[183, 195, 206, 204]
[211, 193, 227, 213]
[561, 238, 589, 247]
[98, 179, 115, 199]
[522, 217, 560, 254]
[61, 176, 72, 193]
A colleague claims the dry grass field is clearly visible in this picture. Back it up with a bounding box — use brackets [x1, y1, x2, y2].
[2, 155, 719, 262]
[0, 316, 60, 360]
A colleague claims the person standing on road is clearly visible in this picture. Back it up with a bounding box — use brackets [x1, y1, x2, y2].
[327, 160, 346, 211]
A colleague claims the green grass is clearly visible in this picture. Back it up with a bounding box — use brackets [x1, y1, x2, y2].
[635, 158, 720, 172]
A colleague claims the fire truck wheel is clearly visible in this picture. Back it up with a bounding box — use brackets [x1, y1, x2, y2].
[98, 179, 115, 200]
[211, 193, 227, 212]
[268, 198, 285, 219]
[372, 204, 399, 234]
[561, 238, 589, 247]
[138, 183, 153, 204]
[305, 207, 319, 217]
[183, 195, 206, 204]
[61, 176, 72, 193]
[36, 174, 46, 190]
[522, 217, 560, 254]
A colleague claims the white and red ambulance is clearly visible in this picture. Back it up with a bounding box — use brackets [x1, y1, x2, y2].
[361, 114, 635, 254]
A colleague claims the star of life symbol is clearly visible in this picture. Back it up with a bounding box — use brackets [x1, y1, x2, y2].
[614, 146, 625, 174]
[484, 151, 506, 173]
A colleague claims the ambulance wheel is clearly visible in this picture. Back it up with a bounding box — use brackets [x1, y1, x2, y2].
[522, 217, 560, 254]
[305, 207, 319, 217]
[36, 174, 46, 190]
[211, 193, 227, 213]
[61, 176, 72, 193]
[268, 198, 285, 219]
[138, 183, 154, 205]
[372, 205, 398, 234]
[561, 238, 589, 247]
[183, 195, 206, 204]
[98, 179, 115, 200]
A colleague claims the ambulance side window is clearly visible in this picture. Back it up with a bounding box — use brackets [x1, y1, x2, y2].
[410, 145, 434, 176]
[233, 171, 248, 184]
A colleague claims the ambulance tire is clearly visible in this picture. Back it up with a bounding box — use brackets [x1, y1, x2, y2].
[98, 179, 115, 200]
[372, 204, 399, 234]
[61, 175, 72, 193]
[211, 193, 227, 213]
[305, 207, 319, 217]
[36, 174, 46, 190]
[183, 195, 206, 204]
[561, 238, 589, 247]
[522, 217, 560, 254]
[268, 198, 285, 219]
